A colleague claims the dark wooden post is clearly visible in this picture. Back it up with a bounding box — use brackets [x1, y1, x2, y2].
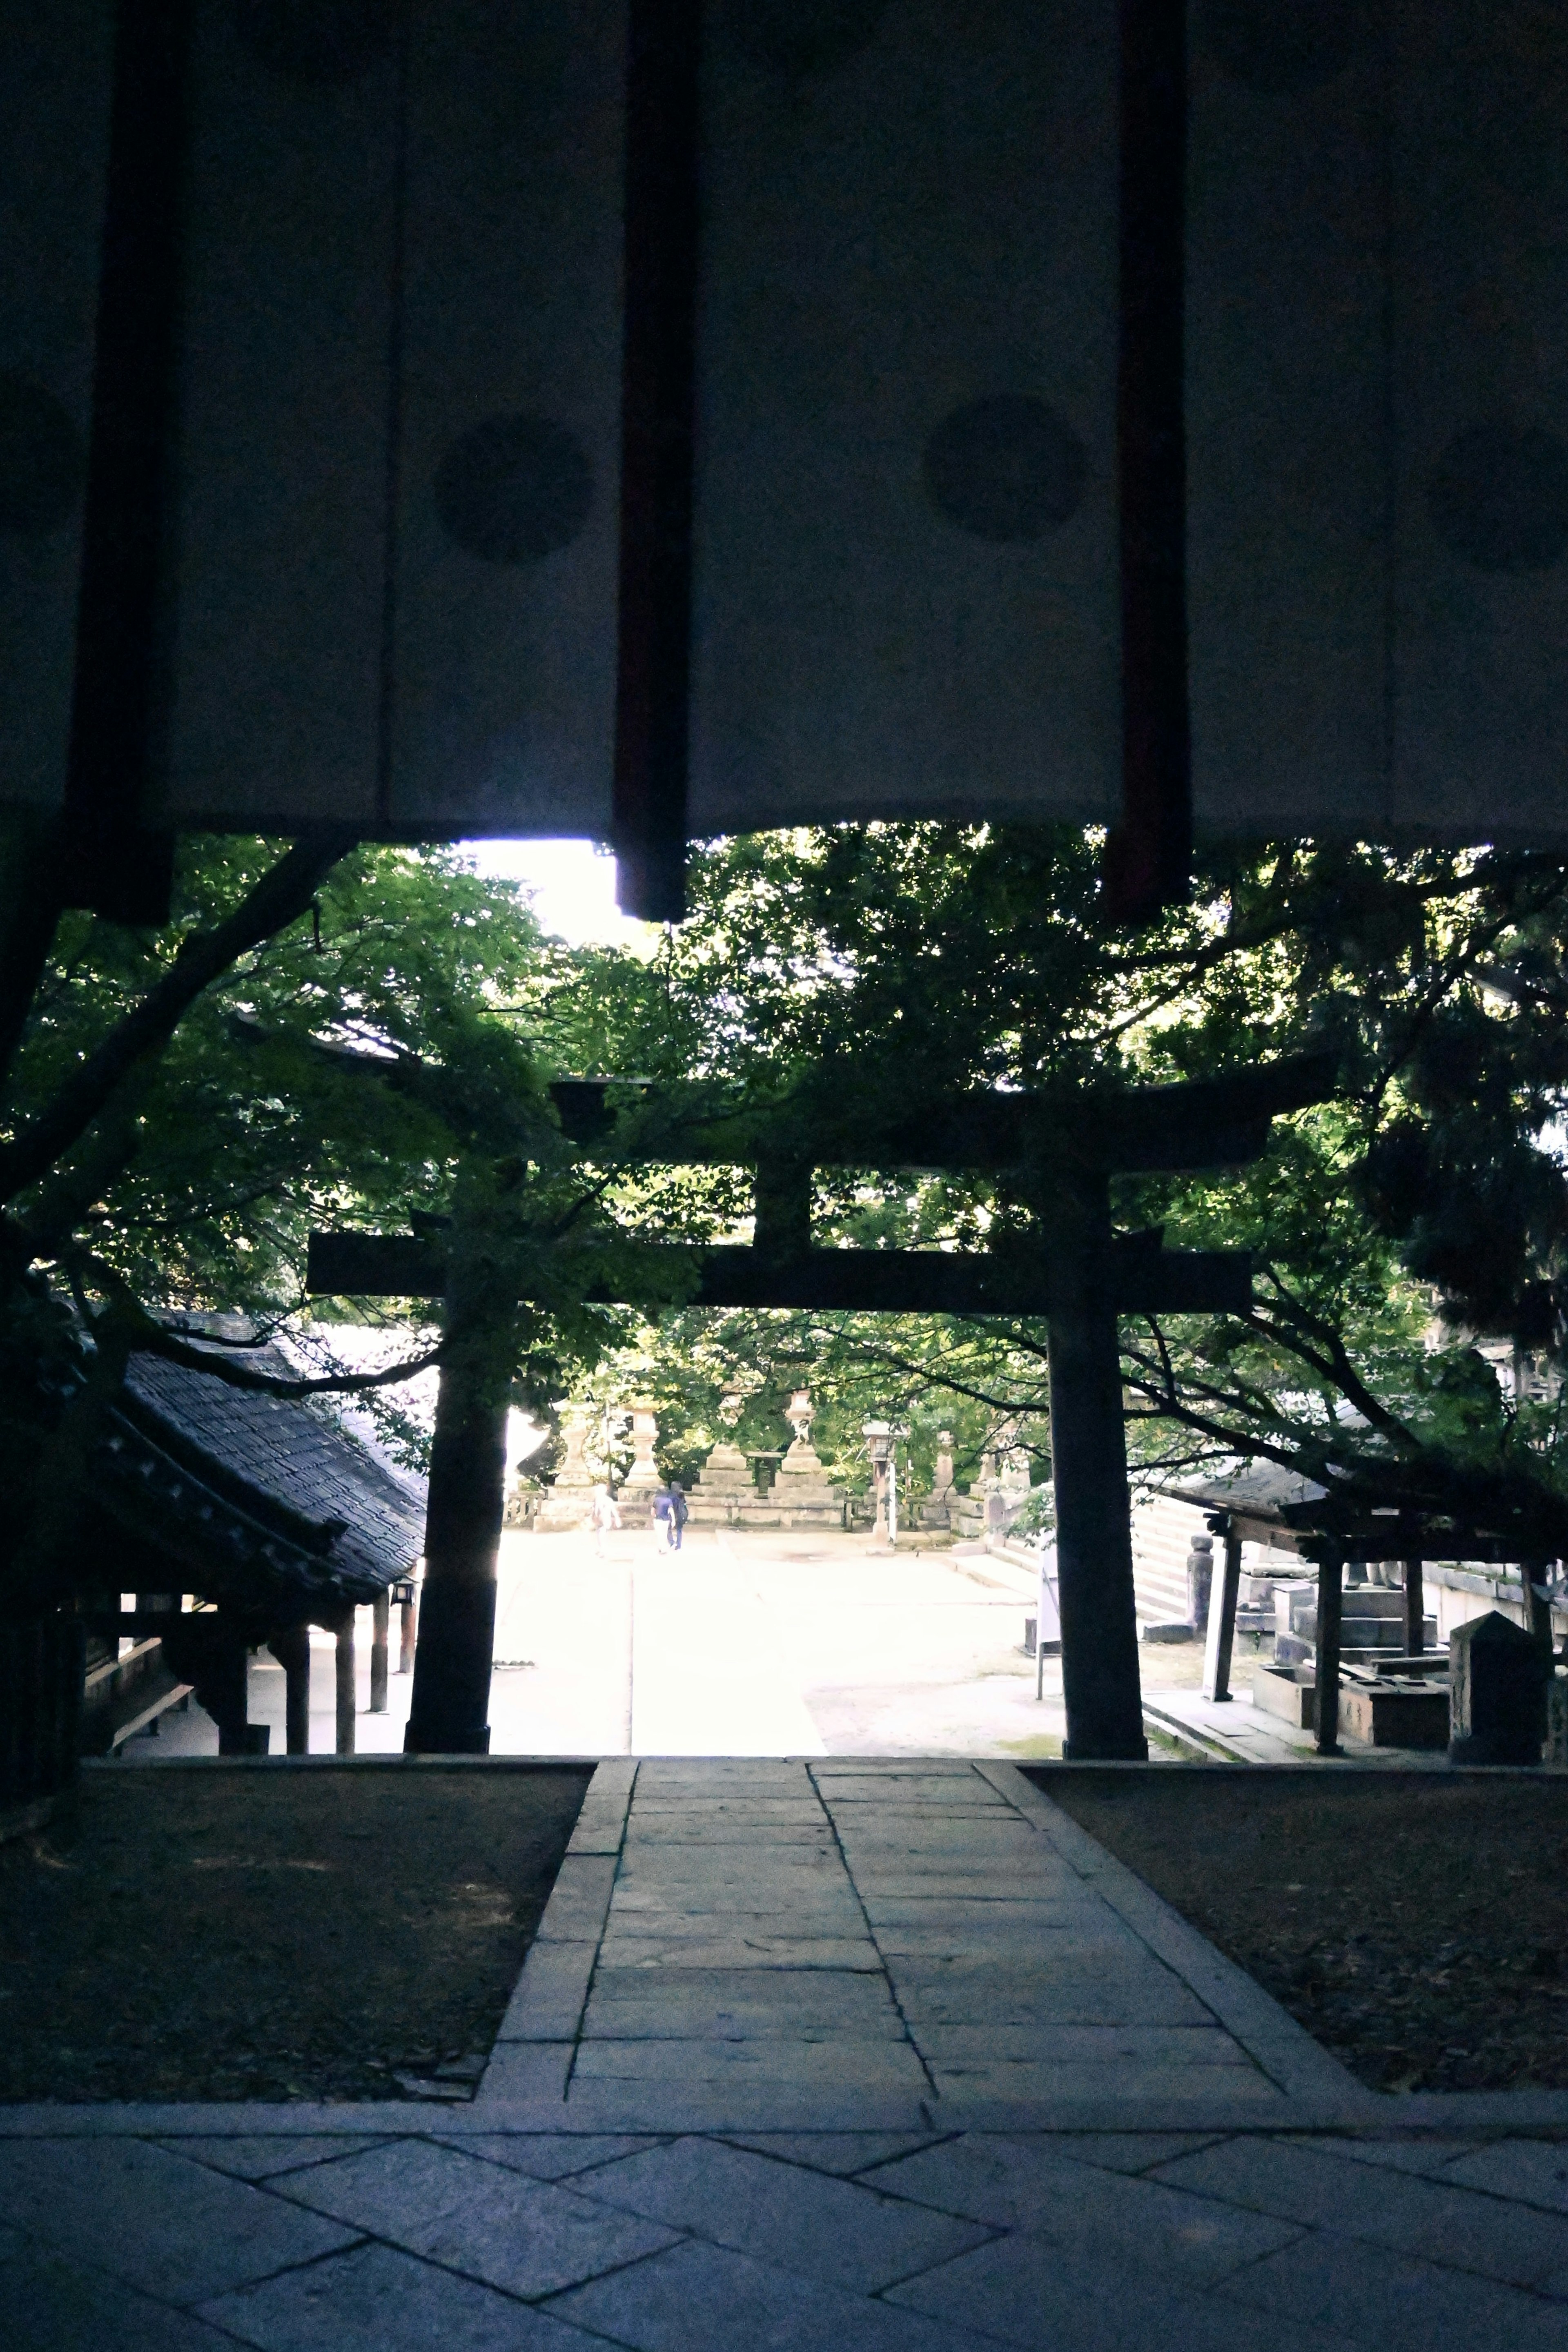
[1046, 1174, 1147, 1758]
[207, 1626, 255, 1756]
[753, 1157, 812, 1264]
[1402, 1557, 1425, 1657]
[270, 1625, 311, 1755]
[399, 1582, 418, 1676]
[334, 1617, 356, 1756]
[1314, 1544, 1343, 1756]
[405, 1354, 508, 1756]
[370, 1590, 390, 1713]
[1202, 1523, 1243, 1702]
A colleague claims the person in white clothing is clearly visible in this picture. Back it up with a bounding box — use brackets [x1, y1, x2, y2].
[589, 1483, 621, 1558]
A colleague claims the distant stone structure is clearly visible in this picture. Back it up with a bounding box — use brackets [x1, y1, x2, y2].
[534, 1406, 597, 1531]
[686, 1392, 756, 1526]
[1449, 1610, 1548, 1765]
[502, 1478, 539, 1530]
[621, 1400, 663, 1502]
[919, 1430, 956, 1529]
[766, 1390, 845, 1530]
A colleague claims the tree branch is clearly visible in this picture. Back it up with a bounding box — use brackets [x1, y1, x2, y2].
[0, 830, 357, 1207]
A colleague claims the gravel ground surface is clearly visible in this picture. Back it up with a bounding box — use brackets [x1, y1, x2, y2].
[1034, 1765, 1568, 2094]
[0, 1764, 589, 2104]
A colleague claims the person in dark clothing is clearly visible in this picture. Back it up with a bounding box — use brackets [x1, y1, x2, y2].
[653, 1481, 688, 1551]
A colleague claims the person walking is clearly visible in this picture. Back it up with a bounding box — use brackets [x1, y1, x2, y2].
[589, 1482, 621, 1559]
[667, 1480, 688, 1553]
[651, 1485, 674, 1551]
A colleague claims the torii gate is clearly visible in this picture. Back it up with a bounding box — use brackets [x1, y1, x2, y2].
[308, 1052, 1334, 1760]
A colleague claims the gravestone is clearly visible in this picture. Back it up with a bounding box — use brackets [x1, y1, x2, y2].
[1448, 1610, 1548, 1765]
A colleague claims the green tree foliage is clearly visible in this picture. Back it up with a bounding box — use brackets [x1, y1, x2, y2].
[0, 835, 667, 1603]
[549, 826, 1568, 1546]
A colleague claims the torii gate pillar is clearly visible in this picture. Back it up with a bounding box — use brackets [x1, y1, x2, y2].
[1047, 1176, 1148, 1760]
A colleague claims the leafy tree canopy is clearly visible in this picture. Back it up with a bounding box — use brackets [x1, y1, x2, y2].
[7, 817, 1568, 1574]
[550, 825, 1568, 1549]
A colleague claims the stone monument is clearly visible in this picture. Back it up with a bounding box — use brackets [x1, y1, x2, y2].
[534, 1406, 597, 1531]
[1448, 1609, 1548, 1764]
[920, 1430, 956, 1529]
[767, 1390, 845, 1530]
[621, 1399, 663, 1506]
[686, 1392, 757, 1527]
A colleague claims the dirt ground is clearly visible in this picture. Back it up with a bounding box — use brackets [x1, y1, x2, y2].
[1034, 1766, 1568, 2095]
[0, 1763, 590, 2104]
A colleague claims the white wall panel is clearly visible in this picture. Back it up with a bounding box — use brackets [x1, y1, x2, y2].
[687, 0, 1121, 834]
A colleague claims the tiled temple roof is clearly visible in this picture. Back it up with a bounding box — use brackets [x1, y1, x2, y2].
[91, 1338, 425, 1621]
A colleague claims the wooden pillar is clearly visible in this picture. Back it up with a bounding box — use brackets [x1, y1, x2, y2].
[1314, 1544, 1343, 1757]
[1046, 1174, 1147, 1759]
[161, 1619, 254, 1755]
[370, 1590, 390, 1713]
[1202, 1526, 1243, 1702]
[399, 1583, 418, 1676]
[405, 1353, 508, 1755]
[1402, 1557, 1425, 1658]
[335, 1617, 356, 1756]
[270, 1625, 311, 1755]
[752, 1156, 812, 1264]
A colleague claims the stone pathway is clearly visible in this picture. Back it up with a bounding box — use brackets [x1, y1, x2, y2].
[11, 1762, 1568, 2346]
[481, 1760, 1349, 2125]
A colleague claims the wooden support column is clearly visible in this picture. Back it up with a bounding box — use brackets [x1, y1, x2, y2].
[163, 1617, 258, 1755]
[269, 1625, 311, 1756]
[1202, 1524, 1243, 1702]
[370, 1591, 390, 1713]
[1403, 1557, 1425, 1657]
[1046, 1174, 1147, 1759]
[399, 1584, 418, 1676]
[335, 1617, 356, 1757]
[752, 1157, 812, 1265]
[1314, 1544, 1344, 1757]
[405, 1353, 508, 1756]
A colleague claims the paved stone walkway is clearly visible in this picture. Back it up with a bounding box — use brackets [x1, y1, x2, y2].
[11, 1762, 1568, 2346]
[481, 1760, 1350, 2125]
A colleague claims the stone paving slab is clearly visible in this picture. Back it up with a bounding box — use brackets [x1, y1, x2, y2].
[0, 2136, 359, 2304]
[582, 1964, 905, 2038]
[884, 2225, 1357, 2352]
[272, 2136, 682, 2299]
[152, 2132, 398, 2180]
[1152, 2135, 1568, 2290]
[543, 2233, 1002, 2350]
[439, 2132, 668, 2181]
[569, 2036, 934, 2090]
[1209, 2223, 1568, 2352]
[864, 2129, 1304, 2282]
[595, 1932, 887, 1969]
[574, 2134, 993, 2291]
[199, 2238, 593, 2350]
[1, 2230, 240, 2351]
